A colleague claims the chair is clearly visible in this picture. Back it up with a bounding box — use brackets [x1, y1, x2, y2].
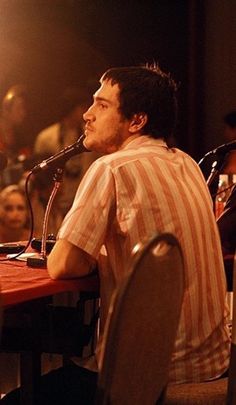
[96, 232, 184, 405]
[165, 253, 236, 405]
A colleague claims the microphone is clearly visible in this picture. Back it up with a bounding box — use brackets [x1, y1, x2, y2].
[198, 140, 236, 166]
[31, 134, 89, 173]
[208, 140, 236, 156]
[0, 151, 8, 171]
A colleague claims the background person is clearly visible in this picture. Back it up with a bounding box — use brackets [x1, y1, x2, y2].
[217, 184, 236, 290]
[0, 85, 29, 158]
[199, 111, 236, 198]
[0, 84, 32, 189]
[0, 184, 29, 243]
[222, 110, 236, 175]
[34, 85, 101, 219]
[217, 184, 236, 256]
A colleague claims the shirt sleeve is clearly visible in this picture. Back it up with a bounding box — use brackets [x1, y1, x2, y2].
[58, 159, 116, 258]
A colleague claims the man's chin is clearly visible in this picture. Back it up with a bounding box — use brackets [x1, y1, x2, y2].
[84, 138, 101, 153]
[84, 136, 114, 154]
[84, 138, 94, 152]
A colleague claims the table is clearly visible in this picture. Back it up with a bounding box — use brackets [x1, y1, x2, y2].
[0, 258, 99, 307]
[0, 258, 99, 404]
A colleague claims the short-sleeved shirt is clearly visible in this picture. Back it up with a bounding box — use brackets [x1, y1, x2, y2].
[58, 135, 230, 383]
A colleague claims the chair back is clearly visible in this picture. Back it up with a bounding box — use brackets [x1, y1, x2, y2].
[96, 232, 184, 405]
[227, 252, 236, 404]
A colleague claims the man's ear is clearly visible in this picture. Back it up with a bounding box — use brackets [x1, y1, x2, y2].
[129, 113, 147, 133]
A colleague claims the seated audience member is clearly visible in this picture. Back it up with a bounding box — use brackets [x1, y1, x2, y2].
[199, 111, 236, 197]
[34, 86, 101, 219]
[217, 184, 236, 290]
[1, 64, 230, 404]
[223, 110, 236, 143]
[0, 84, 32, 189]
[222, 110, 236, 174]
[28, 168, 64, 238]
[0, 184, 29, 243]
[0, 84, 30, 160]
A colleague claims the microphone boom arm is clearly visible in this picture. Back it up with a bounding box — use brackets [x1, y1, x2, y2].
[31, 133, 89, 173]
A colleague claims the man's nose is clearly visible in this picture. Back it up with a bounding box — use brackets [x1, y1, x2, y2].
[83, 106, 94, 122]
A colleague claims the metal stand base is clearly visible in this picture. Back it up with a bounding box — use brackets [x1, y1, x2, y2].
[27, 255, 47, 268]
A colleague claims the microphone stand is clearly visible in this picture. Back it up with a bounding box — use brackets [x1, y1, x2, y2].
[27, 167, 64, 268]
[198, 152, 228, 187]
[206, 155, 228, 187]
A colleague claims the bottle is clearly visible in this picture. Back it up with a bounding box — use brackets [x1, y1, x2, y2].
[215, 174, 230, 219]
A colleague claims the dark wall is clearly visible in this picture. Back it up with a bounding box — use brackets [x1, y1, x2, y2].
[204, 0, 236, 152]
[0, 1, 192, 154]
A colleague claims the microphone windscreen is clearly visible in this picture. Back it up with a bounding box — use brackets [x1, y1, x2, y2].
[0, 151, 8, 171]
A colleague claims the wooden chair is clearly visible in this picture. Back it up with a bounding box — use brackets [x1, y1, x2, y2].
[165, 254, 236, 405]
[96, 232, 184, 405]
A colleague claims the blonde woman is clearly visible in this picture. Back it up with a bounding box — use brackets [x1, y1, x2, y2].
[0, 184, 29, 243]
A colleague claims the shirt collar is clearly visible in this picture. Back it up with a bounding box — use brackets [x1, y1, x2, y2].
[122, 135, 167, 150]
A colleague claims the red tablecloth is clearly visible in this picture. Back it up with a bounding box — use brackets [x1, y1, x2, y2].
[0, 259, 99, 307]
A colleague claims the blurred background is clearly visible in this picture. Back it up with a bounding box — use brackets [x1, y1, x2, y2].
[0, 0, 235, 161]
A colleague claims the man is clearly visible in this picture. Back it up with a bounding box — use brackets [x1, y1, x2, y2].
[222, 110, 236, 174]
[0, 85, 31, 188]
[199, 111, 236, 194]
[217, 184, 236, 290]
[218, 184, 236, 256]
[1, 65, 230, 404]
[223, 111, 236, 143]
[0, 84, 28, 159]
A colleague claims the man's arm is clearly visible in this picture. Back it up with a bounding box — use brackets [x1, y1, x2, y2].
[47, 239, 96, 279]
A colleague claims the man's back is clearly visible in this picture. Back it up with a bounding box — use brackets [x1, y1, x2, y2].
[59, 135, 230, 383]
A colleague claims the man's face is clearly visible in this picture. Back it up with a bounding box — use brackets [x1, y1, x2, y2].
[83, 80, 131, 154]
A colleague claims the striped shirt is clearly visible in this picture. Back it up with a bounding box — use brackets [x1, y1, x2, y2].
[59, 135, 230, 383]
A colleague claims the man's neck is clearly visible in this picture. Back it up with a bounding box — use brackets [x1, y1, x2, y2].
[120, 133, 141, 149]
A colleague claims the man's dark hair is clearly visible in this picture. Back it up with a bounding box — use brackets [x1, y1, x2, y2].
[101, 64, 178, 140]
[223, 111, 236, 128]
